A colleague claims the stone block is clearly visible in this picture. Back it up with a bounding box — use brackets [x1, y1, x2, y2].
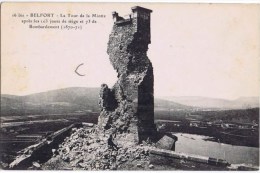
[155, 135, 178, 151]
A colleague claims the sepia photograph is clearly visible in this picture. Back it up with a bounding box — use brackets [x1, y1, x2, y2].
[1, 2, 259, 170]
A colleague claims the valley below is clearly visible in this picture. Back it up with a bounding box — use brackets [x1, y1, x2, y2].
[1, 87, 259, 169]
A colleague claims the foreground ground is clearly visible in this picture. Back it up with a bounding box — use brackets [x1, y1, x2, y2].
[7, 125, 258, 171]
[41, 126, 158, 170]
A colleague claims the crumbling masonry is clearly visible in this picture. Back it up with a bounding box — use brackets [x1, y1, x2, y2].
[98, 6, 157, 143]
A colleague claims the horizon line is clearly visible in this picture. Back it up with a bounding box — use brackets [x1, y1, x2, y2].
[1, 86, 259, 101]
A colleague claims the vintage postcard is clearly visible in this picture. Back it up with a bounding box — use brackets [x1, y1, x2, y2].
[1, 2, 259, 170]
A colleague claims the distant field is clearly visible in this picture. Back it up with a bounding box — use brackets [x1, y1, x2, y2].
[154, 108, 259, 124]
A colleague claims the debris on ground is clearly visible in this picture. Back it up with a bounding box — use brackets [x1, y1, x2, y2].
[42, 126, 154, 170]
[32, 161, 41, 169]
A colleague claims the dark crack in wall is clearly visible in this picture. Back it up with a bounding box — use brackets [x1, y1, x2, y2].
[98, 6, 157, 143]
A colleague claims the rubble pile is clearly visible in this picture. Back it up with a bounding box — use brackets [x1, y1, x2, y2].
[43, 126, 154, 170]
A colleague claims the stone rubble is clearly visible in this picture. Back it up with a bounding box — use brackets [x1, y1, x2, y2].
[43, 126, 155, 170]
[32, 162, 40, 168]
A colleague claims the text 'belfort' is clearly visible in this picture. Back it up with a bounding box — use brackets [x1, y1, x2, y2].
[12, 12, 106, 30]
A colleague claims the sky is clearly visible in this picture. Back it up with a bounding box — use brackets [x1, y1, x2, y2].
[1, 3, 260, 99]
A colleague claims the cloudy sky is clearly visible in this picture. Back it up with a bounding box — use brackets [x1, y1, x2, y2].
[1, 3, 260, 99]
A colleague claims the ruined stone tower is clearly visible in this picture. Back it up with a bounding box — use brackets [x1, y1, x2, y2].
[98, 6, 156, 143]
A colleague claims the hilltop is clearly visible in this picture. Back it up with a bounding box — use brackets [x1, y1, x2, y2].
[160, 96, 259, 109]
[1, 87, 258, 124]
[1, 87, 192, 116]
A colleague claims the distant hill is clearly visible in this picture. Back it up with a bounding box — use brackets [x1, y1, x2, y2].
[1, 87, 192, 116]
[160, 96, 259, 109]
[2, 87, 258, 120]
[1, 87, 100, 116]
[154, 98, 193, 110]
